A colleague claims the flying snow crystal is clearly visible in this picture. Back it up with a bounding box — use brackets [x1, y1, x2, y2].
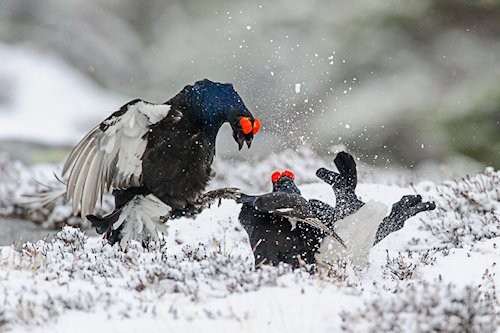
[295, 83, 301, 94]
[246, 25, 252, 30]
[345, 124, 351, 129]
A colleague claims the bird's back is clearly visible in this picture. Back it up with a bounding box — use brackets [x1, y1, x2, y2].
[239, 203, 319, 267]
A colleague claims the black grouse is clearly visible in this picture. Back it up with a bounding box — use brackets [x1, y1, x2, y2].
[238, 152, 436, 269]
[315, 152, 436, 245]
[238, 170, 344, 268]
[58, 79, 261, 247]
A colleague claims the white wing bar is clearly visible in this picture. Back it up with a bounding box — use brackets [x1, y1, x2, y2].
[62, 100, 171, 219]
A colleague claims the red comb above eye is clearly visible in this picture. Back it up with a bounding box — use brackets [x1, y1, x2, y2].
[239, 117, 253, 135]
[271, 171, 281, 183]
[253, 118, 261, 135]
[281, 170, 295, 180]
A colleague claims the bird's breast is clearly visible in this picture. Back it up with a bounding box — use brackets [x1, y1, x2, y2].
[141, 122, 216, 210]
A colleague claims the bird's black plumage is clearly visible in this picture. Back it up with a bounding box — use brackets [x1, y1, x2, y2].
[237, 152, 436, 269]
[316, 152, 436, 245]
[62, 79, 259, 246]
[141, 79, 256, 209]
[238, 174, 340, 269]
[315, 152, 364, 220]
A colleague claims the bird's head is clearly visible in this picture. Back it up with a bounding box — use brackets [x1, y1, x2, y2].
[168, 79, 260, 150]
[271, 170, 301, 194]
[231, 115, 260, 150]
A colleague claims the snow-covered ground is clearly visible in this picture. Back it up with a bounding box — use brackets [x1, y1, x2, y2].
[0, 42, 498, 333]
[0, 160, 498, 332]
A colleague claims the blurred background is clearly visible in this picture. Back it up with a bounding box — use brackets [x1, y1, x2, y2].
[0, 0, 499, 180]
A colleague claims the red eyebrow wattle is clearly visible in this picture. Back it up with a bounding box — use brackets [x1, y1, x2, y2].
[271, 171, 281, 183]
[271, 170, 296, 183]
[240, 117, 253, 134]
[281, 170, 295, 180]
[253, 118, 261, 135]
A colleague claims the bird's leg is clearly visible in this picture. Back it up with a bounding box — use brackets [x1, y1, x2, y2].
[160, 211, 173, 223]
[316, 152, 364, 221]
[87, 206, 124, 234]
[197, 187, 242, 207]
[308, 199, 335, 224]
[374, 195, 436, 244]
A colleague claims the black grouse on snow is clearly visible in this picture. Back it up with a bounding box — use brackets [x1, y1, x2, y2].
[55, 79, 261, 247]
[237, 152, 436, 269]
[238, 170, 344, 268]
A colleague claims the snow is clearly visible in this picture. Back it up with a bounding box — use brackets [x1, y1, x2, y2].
[295, 83, 301, 94]
[1, 162, 499, 332]
[0, 43, 498, 333]
[0, 43, 122, 145]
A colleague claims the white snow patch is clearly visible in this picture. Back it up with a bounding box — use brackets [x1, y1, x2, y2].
[0, 150, 499, 332]
[0, 43, 122, 145]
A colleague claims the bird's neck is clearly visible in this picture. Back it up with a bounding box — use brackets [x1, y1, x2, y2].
[168, 101, 230, 139]
[193, 107, 229, 138]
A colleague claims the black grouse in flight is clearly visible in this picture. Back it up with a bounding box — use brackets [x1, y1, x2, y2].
[59, 79, 260, 246]
[237, 152, 435, 269]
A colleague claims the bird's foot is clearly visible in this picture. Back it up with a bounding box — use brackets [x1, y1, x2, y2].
[390, 195, 436, 221]
[199, 187, 242, 207]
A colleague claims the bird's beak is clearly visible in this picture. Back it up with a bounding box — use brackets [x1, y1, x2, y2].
[237, 138, 244, 151]
[236, 131, 245, 150]
[245, 137, 253, 148]
[235, 131, 253, 150]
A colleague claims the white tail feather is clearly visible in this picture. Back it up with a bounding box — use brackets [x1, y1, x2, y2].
[316, 200, 388, 267]
[22, 181, 67, 208]
[111, 194, 172, 249]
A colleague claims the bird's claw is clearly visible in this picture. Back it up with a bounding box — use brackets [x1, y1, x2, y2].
[200, 187, 242, 207]
[390, 195, 436, 220]
[205, 187, 242, 200]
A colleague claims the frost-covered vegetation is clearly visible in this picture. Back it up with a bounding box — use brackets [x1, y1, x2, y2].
[0, 153, 112, 228]
[1, 1, 499, 171]
[0, 2, 498, 331]
[420, 168, 500, 247]
[341, 276, 498, 333]
[0, 155, 498, 332]
[0, 227, 290, 328]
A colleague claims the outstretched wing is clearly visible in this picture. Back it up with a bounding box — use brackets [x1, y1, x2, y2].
[251, 192, 345, 246]
[62, 99, 171, 219]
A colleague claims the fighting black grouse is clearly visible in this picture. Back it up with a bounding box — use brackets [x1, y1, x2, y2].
[315, 152, 436, 245]
[59, 79, 260, 246]
[238, 170, 344, 268]
[237, 152, 435, 269]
